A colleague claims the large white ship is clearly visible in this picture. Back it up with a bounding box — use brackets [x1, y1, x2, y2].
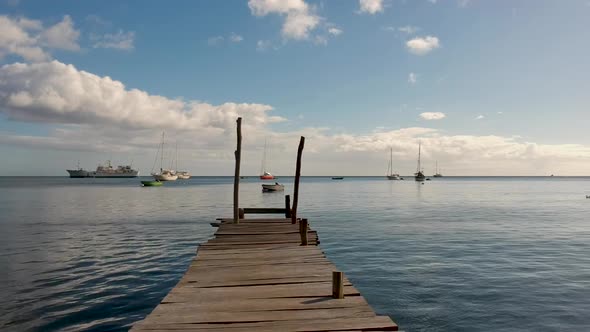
[93, 160, 139, 178]
[66, 161, 139, 178]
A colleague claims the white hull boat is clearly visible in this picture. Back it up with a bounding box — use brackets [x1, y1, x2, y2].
[386, 148, 402, 180]
[176, 171, 191, 180]
[152, 170, 178, 181]
[262, 183, 284, 192]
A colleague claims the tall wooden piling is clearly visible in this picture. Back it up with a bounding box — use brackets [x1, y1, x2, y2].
[332, 271, 344, 299]
[285, 195, 291, 218]
[299, 218, 309, 246]
[291, 136, 305, 224]
[233, 117, 242, 224]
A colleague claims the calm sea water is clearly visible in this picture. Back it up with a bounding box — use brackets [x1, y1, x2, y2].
[1, 176, 589, 331]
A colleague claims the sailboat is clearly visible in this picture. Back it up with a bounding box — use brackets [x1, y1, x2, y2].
[151, 132, 178, 181]
[259, 139, 275, 180]
[173, 142, 191, 180]
[414, 143, 426, 182]
[386, 148, 401, 180]
[433, 161, 443, 177]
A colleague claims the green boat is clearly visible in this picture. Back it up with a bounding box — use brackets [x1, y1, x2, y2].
[141, 180, 163, 187]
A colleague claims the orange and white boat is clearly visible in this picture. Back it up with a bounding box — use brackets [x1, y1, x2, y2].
[259, 139, 276, 180]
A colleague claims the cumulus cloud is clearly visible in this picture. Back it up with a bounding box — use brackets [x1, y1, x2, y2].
[256, 39, 272, 52]
[398, 25, 420, 35]
[475, 115, 485, 120]
[406, 36, 440, 55]
[0, 61, 284, 131]
[359, 0, 384, 14]
[408, 72, 417, 84]
[1, 61, 589, 176]
[248, 0, 320, 40]
[420, 112, 445, 120]
[92, 30, 135, 50]
[0, 15, 80, 61]
[39, 15, 80, 51]
[229, 32, 244, 42]
[328, 27, 343, 36]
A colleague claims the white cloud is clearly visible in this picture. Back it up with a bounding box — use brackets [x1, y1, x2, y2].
[428, 0, 437, 3]
[229, 32, 244, 42]
[0, 15, 80, 62]
[398, 25, 420, 35]
[420, 112, 445, 120]
[39, 15, 80, 51]
[208, 36, 224, 46]
[1, 61, 589, 176]
[497, 111, 503, 114]
[248, 0, 308, 16]
[248, 0, 320, 40]
[476, 115, 485, 120]
[256, 39, 272, 52]
[359, 0, 384, 14]
[282, 10, 320, 40]
[406, 36, 440, 55]
[328, 27, 343, 36]
[92, 30, 135, 50]
[0, 61, 284, 131]
[408, 72, 417, 84]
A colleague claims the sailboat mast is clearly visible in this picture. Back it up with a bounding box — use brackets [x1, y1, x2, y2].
[389, 148, 393, 175]
[417, 143, 421, 172]
[175, 141, 178, 171]
[160, 132, 165, 171]
[261, 138, 267, 174]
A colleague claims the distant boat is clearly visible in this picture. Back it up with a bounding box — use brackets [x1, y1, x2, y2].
[259, 138, 275, 180]
[332, 177, 344, 180]
[173, 142, 191, 179]
[151, 132, 178, 181]
[386, 147, 401, 180]
[262, 183, 284, 192]
[433, 161, 443, 177]
[415, 143, 426, 182]
[67, 160, 138, 178]
[94, 160, 139, 178]
[141, 180, 163, 187]
[176, 171, 191, 180]
[67, 161, 90, 178]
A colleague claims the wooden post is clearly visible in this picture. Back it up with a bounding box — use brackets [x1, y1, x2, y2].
[291, 136, 305, 224]
[285, 195, 291, 218]
[233, 117, 242, 224]
[238, 208, 245, 219]
[299, 218, 308, 246]
[332, 271, 344, 299]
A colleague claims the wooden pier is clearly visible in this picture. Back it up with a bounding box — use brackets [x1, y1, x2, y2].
[131, 215, 398, 331]
[131, 118, 399, 331]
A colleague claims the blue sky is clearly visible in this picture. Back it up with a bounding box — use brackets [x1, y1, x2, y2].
[0, 0, 589, 175]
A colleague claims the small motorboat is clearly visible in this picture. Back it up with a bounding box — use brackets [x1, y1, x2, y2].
[141, 180, 163, 187]
[332, 177, 344, 180]
[262, 182, 284, 192]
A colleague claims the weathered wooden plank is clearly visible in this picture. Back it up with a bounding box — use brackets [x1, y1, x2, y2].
[162, 283, 361, 302]
[131, 316, 398, 331]
[131, 216, 398, 332]
[153, 296, 370, 313]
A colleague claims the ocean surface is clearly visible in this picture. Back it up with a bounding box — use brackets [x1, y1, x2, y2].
[1, 176, 589, 332]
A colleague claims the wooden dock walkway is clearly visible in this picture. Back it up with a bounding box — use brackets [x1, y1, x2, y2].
[131, 217, 399, 331]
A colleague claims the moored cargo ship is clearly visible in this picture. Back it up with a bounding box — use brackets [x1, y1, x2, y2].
[66, 161, 139, 178]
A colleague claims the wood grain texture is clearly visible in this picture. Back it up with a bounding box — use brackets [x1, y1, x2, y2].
[131, 217, 398, 332]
